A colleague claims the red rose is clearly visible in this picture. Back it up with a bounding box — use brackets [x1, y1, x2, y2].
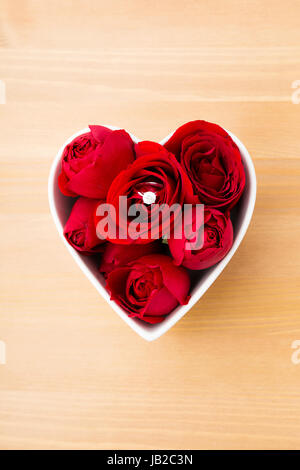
[64, 197, 105, 254]
[168, 207, 233, 270]
[99, 241, 162, 277]
[106, 254, 190, 324]
[164, 120, 245, 210]
[58, 125, 135, 199]
[101, 141, 194, 244]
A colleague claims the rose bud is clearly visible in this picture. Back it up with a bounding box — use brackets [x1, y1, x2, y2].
[164, 120, 245, 210]
[106, 254, 191, 324]
[102, 141, 195, 244]
[99, 241, 162, 277]
[58, 125, 135, 199]
[64, 197, 105, 254]
[168, 207, 233, 270]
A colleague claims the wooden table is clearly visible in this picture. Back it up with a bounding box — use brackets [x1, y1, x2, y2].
[0, 0, 300, 450]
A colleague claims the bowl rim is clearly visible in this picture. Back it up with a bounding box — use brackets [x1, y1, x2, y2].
[48, 125, 257, 341]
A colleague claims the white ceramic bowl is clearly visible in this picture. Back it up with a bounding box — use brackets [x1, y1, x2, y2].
[48, 125, 256, 341]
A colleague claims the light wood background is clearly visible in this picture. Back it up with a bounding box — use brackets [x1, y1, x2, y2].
[0, 0, 300, 450]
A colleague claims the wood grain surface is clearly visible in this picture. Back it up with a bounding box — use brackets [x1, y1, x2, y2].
[0, 0, 300, 450]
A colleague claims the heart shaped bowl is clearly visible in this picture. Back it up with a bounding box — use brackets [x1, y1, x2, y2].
[48, 125, 256, 341]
